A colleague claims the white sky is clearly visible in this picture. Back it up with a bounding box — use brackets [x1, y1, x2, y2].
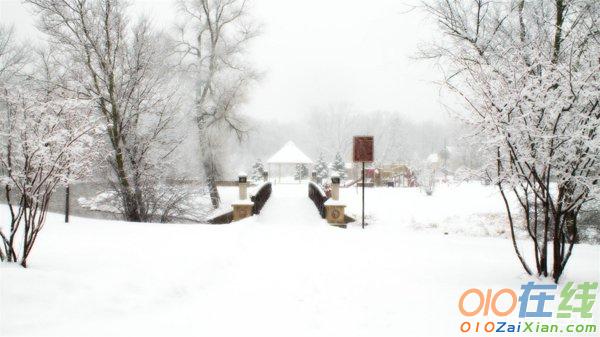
[0, 0, 448, 123]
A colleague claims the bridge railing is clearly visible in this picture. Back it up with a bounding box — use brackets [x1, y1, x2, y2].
[308, 182, 328, 218]
[251, 182, 272, 215]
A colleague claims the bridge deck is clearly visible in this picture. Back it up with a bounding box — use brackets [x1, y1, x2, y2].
[255, 183, 323, 225]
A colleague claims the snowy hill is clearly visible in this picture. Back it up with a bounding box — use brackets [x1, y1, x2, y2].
[1, 183, 599, 336]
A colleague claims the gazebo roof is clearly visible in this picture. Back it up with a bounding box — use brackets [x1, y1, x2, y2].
[267, 141, 313, 164]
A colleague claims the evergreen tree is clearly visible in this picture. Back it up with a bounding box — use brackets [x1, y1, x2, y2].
[331, 152, 347, 180]
[294, 163, 309, 181]
[314, 153, 329, 185]
[438, 145, 450, 171]
[251, 159, 266, 182]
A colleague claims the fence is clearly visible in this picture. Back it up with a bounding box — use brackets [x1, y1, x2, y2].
[308, 182, 328, 219]
[251, 182, 272, 215]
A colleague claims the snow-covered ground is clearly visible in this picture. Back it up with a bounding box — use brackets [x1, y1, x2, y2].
[1, 183, 599, 336]
[342, 182, 517, 237]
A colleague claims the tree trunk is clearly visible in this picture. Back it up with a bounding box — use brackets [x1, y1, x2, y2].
[112, 141, 142, 222]
[123, 192, 142, 222]
[552, 213, 563, 282]
[564, 210, 578, 243]
[203, 157, 221, 209]
[199, 130, 222, 209]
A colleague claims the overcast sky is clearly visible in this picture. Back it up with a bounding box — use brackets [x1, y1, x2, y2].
[0, 0, 448, 123]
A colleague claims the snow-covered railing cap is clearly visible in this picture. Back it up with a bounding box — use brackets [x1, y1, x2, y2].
[331, 172, 340, 184]
[238, 172, 247, 183]
[308, 181, 327, 197]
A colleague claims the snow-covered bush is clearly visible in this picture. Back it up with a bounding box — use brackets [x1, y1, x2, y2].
[418, 167, 436, 196]
[0, 81, 100, 267]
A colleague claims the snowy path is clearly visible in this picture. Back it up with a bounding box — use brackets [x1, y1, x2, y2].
[255, 183, 324, 225]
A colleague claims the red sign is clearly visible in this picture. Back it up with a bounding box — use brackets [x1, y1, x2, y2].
[353, 136, 374, 162]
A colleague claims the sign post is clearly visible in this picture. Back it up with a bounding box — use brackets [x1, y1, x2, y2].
[353, 136, 374, 229]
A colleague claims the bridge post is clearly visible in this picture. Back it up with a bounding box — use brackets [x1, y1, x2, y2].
[325, 174, 346, 227]
[239, 172, 248, 200]
[331, 173, 340, 200]
[233, 173, 254, 221]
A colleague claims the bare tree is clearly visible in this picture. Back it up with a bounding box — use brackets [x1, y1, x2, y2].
[423, 0, 600, 282]
[306, 104, 359, 160]
[176, 0, 260, 208]
[26, 0, 184, 222]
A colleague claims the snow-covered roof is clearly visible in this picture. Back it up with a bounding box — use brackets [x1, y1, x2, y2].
[267, 141, 313, 164]
[427, 153, 440, 163]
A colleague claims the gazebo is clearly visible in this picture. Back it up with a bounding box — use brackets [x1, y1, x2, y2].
[267, 141, 313, 183]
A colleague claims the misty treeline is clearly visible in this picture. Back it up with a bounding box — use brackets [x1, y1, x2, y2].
[235, 107, 483, 176]
[423, 0, 600, 282]
[0, 0, 257, 266]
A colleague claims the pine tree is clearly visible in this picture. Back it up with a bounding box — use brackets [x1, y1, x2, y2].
[294, 163, 309, 181]
[331, 152, 346, 180]
[314, 153, 329, 185]
[251, 159, 266, 182]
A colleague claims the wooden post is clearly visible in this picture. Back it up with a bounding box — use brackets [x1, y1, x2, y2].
[362, 162, 365, 229]
[352, 136, 373, 229]
[64, 184, 70, 223]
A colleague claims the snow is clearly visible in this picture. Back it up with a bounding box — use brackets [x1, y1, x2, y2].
[341, 182, 519, 238]
[324, 198, 345, 206]
[266, 141, 313, 164]
[1, 182, 599, 336]
[77, 191, 120, 213]
[426, 153, 440, 163]
[252, 185, 323, 226]
[249, 181, 271, 196]
[308, 181, 327, 197]
[231, 199, 254, 206]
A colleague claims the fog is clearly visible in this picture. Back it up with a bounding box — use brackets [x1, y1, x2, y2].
[1, 0, 448, 124]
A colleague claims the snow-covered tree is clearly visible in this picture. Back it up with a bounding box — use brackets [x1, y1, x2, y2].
[420, 167, 436, 196]
[437, 146, 450, 173]
[26, 0, 184, 222]
[314, 153, 329, 185]
[251, 159, 266, 182]
[0, 25, 28, 85]
[424, 0, 600, 282]
[294, 163, 309, 181]
[331, 152, 347, 180]
[175, 0, 260, 209]
[0, 77, 100, 267]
